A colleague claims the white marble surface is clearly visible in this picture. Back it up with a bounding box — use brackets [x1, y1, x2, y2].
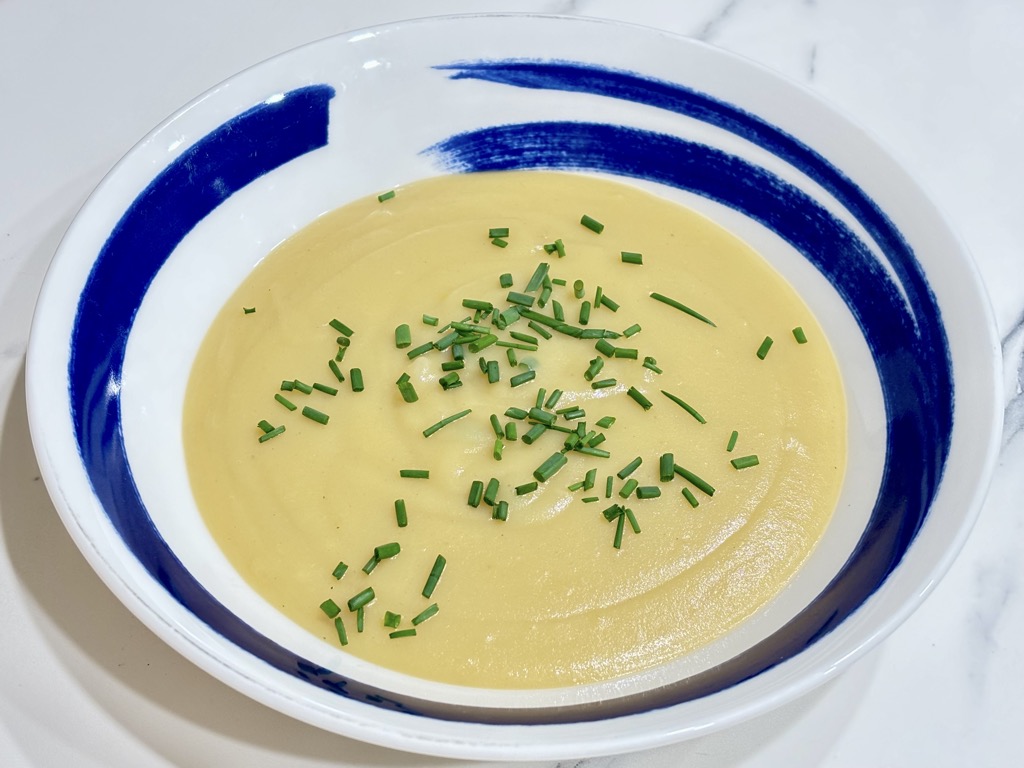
[1, 1, 1021, 765]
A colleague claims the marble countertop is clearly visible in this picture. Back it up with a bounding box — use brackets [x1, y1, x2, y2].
[1, 1, 1021, 766]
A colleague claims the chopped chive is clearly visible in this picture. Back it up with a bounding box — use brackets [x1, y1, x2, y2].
[552, 300, 565, 322]
[559, 407, 586, 420]
[383, 611, 402, 629]
[292, 379, 313, 394]
[397, 377, 419, 403]
[361, 553, 379, 575]
[392, 498, 408, 528]
[506, 291, 535, 307]
[595, 285, 604, 308]
[756, 336, 774, 359]
[595, 338, 616, 357]
[573, 279, 585, 298]
[493, 436, 504, 461]
[534, 452, 568, 483]
[257, 425, 286, 443]
[335, 335, 351, 348]
[350, 368, 364, 392]
[493, 499, 509, 521]
[509, 330, 539, 345]
[489, 227, 510, 238]
[636, 486, 661, 499]
[579, 300, 592, 325]
[682, 487, 700, 507]
[584, 467, 597, 490]
[375, 542, 401, 560]
[527, 320, 553, 340]
[356, 606, 365, 632]
[727, 430, 739, 452]
[422, 314, 439, 326]
[622, 323, 642, 337]
[504, 421, 518, 441]
[528, 407, 556, 426]
[595, 416, 616, 429]
[412, 603, 439, 625]
[334, 346, 347, 363]
[312, 382, 338, 396]
[320, 598, 341, 619]
[467, 333, 498, 353]
[333, 616, 349, 646]
[584, 357, 604, 381]
[516, 481, 539, 495]
[673, 464, 715, 496]
[347, 587, 375, 612]
[331, 561, 349, 580]
[462, 298, 493, 312]
[793, 326, 808, 344]
[468, 479, 484, 508]
[617, 456, 643, 479]
[660, 453, 675, 482]
[539, 284, 553, 307]
[580, 214, 604, 233]
[506, 347, 519, 367]
[591, 378, 617, 389]
[545, 389, 564, 409]
[627, 386, 654, 410]
[576, 446, 611, 459]
[301, 406, 329, 425]
[613, 511, 626, 549]
[510, 370, 537, 387]
[329, 319, 354, 337]
[611, 347, 637, 359]
[505, 407, 529, 420]
[605, 475, 614, 498]
[483, 477, 500, 506]
[552, 278, 567, 286]
[389, 628, 417, 639]
[525, 262, 550, 293]
[522, 422, 547, 444]
[280, 380, 295, 391]
[491, 237, 508, 248]
[495, 340, 538, 351]
[624, 507, 641, 534]
[422, 555, 446, 598]
[243, 306, 256, 314]
[325, 359, 344, 383]
[395, 324, 412, 348]
[599, 293, 620, 312]
[649, 292, 716, 327]
[661, 390, 706, 423]
[422, 408, 472, 438]
[731, 454, 760, 469]
[620, 251, 643, 265]
[438, 371, 462, 390]
[274, 393, 297, 411]
[377, 189, 395, 202]
[499, 272, 514, 288]
[642, 356, 663, 374]
[488, 414, 503, 438]
[400, 469, 429, 479]
[619, 478, 639, 498]
[554, 238, 566, 258]
[602, 503, 622, 522]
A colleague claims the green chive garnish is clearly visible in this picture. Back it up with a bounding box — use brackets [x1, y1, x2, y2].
[617, 456, 643, 479]
[661, 390, 706, 423]
[627, 386, 654, 410]
[622, 323, 642, 337]
[422, 408, 472, 438]
[595, 416, 616, 429]
[579, 300, 592, 325]
[327, 359, 345, 382]
[334, 616, 348, 646]
[682, 487, 700, 507]
[727, 430, 739, 452]
[516, 481, 538, 495]
[491, 237, 508, 248]
[522, 422, 547, 444]
[731, 454, 760, 469]
[619, 478, 639, 498]
[591, 378, 617, 389]
[332, 561, 349, 579]
[580, 214, 604, 233]
[412, 603, 439, 625]
[375, 542, 401, 560]
[292, 379, 313, 394]
[493, 499, 509, 521]
[347, 587, 375, 612]
[468, 479, 484, 507]
[422, 555, 446, 598]
[274, 393, 297, 411]
[438, 371, 462, 390]
[793, 326, 808, 344]
[395, 324, 412, 348]
[394, 499, 408, 527]
[320, 598, 341, 618]
[534, 452, 568, 483]
[389, 628, 417, 639]
[499, 272, 514, 288]
[756, 336, 774, 359]
[649, 292, 716, 326]
[510, 370, 536, 387]
[673, 464, 715, 496]
[329, 319, 354, 337]
[383, 611, 401, 629]
[613, 512, 626, 549]
[625, 507, 641, 534]
[377, 190, 395, 202]
[350, 368, 364, 392]
[301, 406, 329, 425]
[257, 425, 285, 442]
[400, 469, 429, 479]
[642, 356, 663, 374]
[636, 486, 661, 499]
[243, 306, 256, 314]
[525, 262, 550, 293]
[620, 251, 643, 265]
[422, 314, 439, 326]
[554, 238, 566, 258]
[489, 227, 509, 238]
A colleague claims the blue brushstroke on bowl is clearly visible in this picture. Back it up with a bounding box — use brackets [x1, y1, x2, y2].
[64, 60, 953, 725]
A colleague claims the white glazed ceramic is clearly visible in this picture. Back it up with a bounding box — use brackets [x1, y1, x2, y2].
[25, 14, 1001, 760]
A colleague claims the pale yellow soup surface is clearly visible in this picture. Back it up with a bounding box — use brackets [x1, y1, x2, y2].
[183, 170, 847, 689]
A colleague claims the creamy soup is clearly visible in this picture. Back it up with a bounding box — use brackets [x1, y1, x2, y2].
[183, 171, 846, 688]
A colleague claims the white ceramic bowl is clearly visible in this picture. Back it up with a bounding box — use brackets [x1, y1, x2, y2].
[26, 14, 1001, 760]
